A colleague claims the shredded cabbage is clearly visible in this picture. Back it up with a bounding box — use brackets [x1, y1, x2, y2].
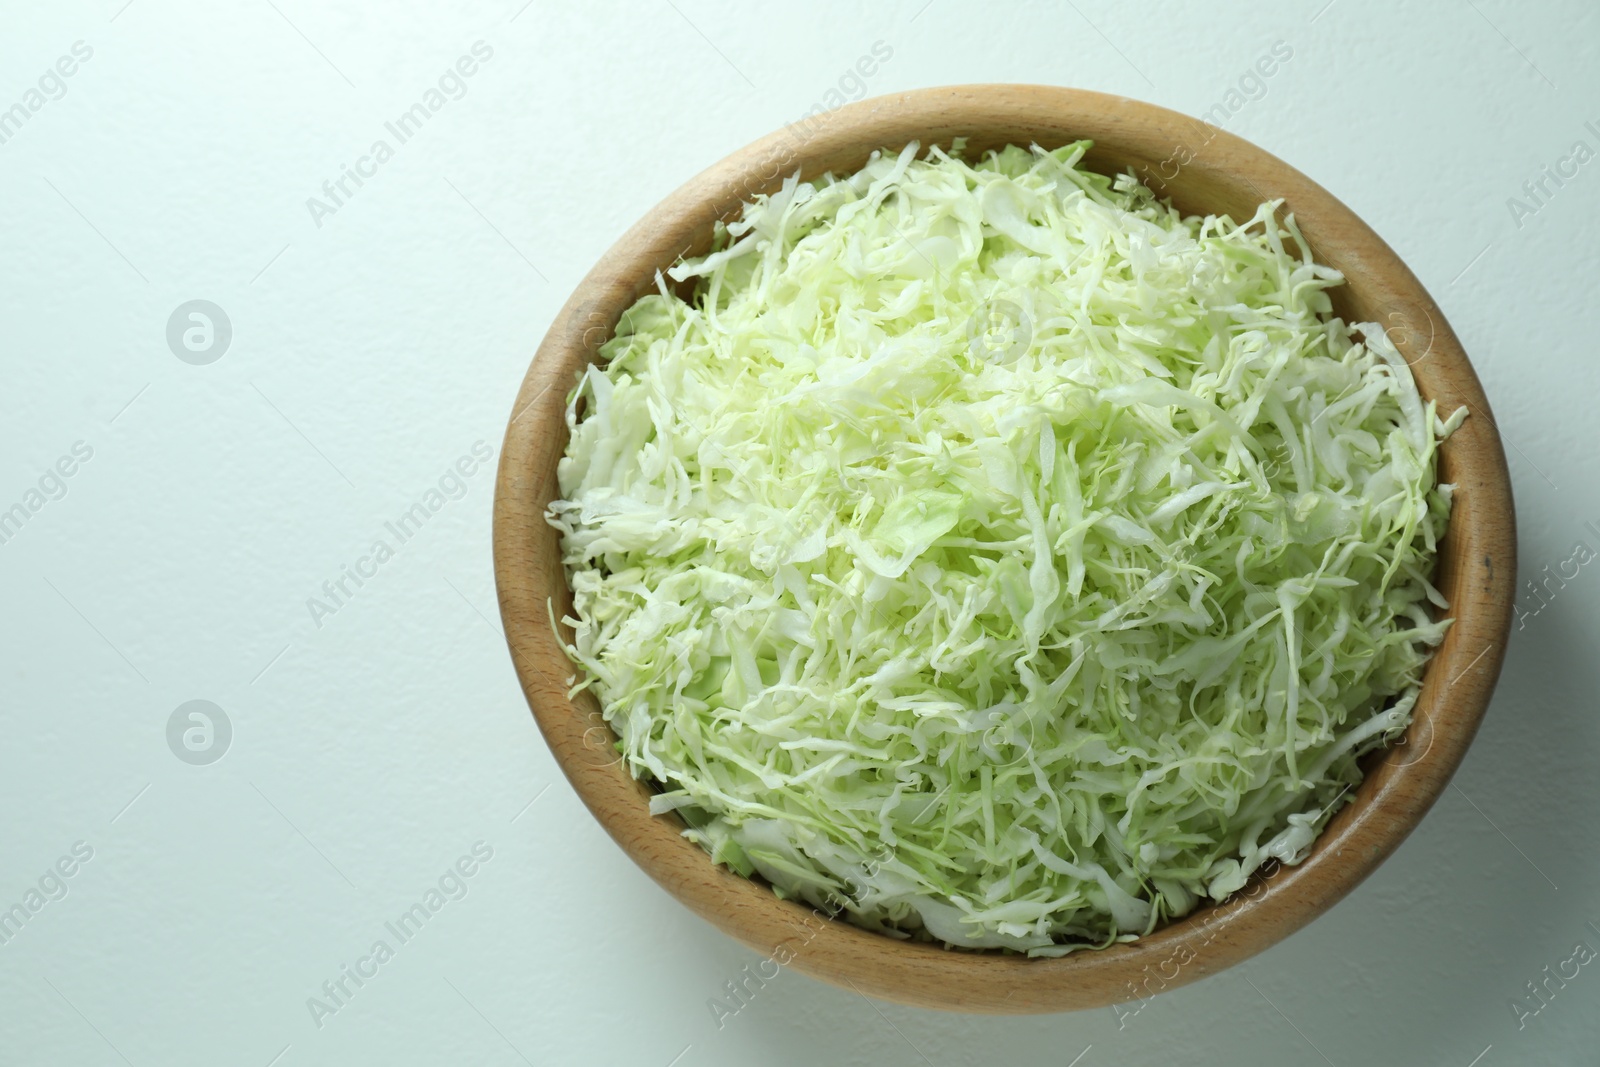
[548, 141, 1459, 953]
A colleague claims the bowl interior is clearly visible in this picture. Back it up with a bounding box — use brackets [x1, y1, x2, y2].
[493, 85, 1515, 1013]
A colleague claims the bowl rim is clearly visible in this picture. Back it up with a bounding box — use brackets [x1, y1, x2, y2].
[492, 84, 1516, 1014]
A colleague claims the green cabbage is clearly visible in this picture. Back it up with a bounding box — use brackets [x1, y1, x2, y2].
[549, 141, 1459, 953]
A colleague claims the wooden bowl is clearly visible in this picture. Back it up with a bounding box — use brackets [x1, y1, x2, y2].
[493, 85, 1516, 1013]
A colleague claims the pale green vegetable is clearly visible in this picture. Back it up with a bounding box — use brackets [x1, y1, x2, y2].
[549, 141, 1459, 953]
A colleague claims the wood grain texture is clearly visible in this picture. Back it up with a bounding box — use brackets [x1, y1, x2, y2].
[492, 85, 1516, 1013]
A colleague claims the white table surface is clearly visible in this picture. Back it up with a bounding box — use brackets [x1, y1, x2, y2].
[1, 1, 1593, 1064]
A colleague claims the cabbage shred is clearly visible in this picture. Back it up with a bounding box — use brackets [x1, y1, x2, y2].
[549, 141, 1458, 953]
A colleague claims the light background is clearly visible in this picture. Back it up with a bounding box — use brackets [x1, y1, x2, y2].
[0, 1, 1594, 1064]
